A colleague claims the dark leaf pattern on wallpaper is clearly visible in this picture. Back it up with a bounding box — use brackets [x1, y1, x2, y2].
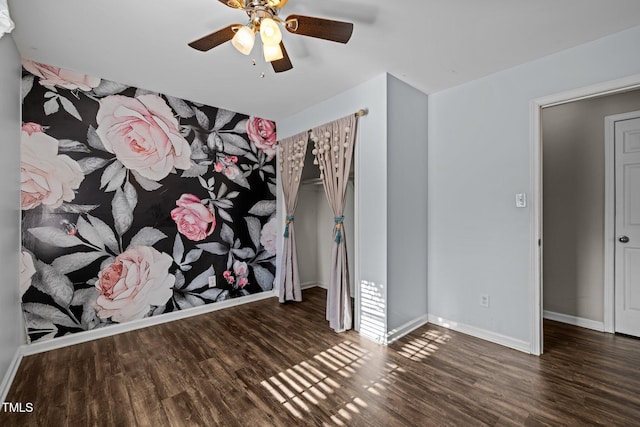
[21, 75, 34, 103]
[53, 203, 99, 215]
[249, 200, 277, 217]
[86, 126, 107, 151]
[28, 227, 84, 248]
[57, 139, 92, 154]
[172, 233, 204, 272]
[86, 214, 120, 254]
[43, 89, 83, 121]
[51, 252, 108, 275]
[20, 60, 278, 343]
[166, 95, 196, 119]
[92, 80, 129, 97]
[31, 259, 74, 308]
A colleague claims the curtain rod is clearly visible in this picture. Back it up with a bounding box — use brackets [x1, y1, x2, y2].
[306, 108, 368, 134]
[277, 109, 368, 144]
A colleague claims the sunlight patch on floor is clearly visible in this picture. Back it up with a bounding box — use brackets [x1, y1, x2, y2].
[397, 329, 451, 361]
[260, 340, 373, 421]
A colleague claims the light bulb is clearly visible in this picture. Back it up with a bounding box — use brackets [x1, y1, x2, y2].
[231, 26, 255, 55]
[260, 18, 282, 46]
[263, 43, 283, 62]
[266, 0, 288, 7]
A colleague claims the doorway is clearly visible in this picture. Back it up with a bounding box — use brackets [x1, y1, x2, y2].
[541, 92, 640, 334]
[530, 75, 640, 355]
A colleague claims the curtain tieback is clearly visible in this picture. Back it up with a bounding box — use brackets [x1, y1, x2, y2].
[334, 216, 344, 244]
[283, 215, 295, 238]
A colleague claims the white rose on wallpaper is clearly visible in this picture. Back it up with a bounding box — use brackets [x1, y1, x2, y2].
[20, 251, 36, 298]
[260, 217, 278, 255]
[21, 60, 100, 91]
[21, 130, 85, 210]
[233, 260, 248, 276]
[96, 94, 192, 181]
[94, 246, 175, 323]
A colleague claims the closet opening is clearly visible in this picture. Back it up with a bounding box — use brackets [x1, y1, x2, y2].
[296, 141, 356, 328]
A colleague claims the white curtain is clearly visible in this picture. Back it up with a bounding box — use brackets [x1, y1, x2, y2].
[311, 114, 358, 332]
[0, 0, 14, 38]
[277, 131, 308, 303]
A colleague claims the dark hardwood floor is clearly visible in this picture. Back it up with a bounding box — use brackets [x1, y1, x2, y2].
[2, 287, 640, 426]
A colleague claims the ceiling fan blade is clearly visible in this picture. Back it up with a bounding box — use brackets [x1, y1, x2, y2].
[285, 15, 353, 44]
[217, 0, 244, 9]
[271, 42, 293, 73]
[188, 25, 237, 52]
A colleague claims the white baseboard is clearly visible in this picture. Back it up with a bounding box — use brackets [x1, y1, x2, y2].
[428, 314, 531, 354]
[385, 314, 429, 345]
[543, 310, 605, 332]
[301, 282, 327, 290]
[22, 290, 277, 356]
[1, 349, 23, 404]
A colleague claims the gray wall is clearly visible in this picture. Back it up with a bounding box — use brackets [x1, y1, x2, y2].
[297, 181, 355, 292]
[296, 185, 320, 286]
[387, 75, 429, 331]
[0, 34, 23, 399]
[542, 90, 640, 322]
[428, 25, 640, 346]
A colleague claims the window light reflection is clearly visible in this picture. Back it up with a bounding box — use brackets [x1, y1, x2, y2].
[260, 340, 375, 423]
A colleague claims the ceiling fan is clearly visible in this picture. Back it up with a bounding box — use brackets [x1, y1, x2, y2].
[188, 0, 354, 73]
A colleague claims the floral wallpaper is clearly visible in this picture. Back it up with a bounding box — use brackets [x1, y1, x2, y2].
[19, 61, 278, 343]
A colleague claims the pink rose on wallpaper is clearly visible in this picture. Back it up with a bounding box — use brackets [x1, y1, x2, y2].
[260, 217, 278, 255]
[247, 117, 277, 160]
[223, 270, 235, 284]
[215, 155, 241, 179]
[21, 130, 85, 210]
[22, 60, 100, 91]
[238, 277, 248, 288]
[94, 246, 175, 323]
[171, 193, 216, 241]
[233, 261, 249, 289]
[20, 251, 36, 298]
[21, 122, 44, 136]
[223, 163, 241, 180]
[96, 94, 192, 181]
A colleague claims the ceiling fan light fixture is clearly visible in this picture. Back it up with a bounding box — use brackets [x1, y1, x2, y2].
[263, 43, 283, 62]
[231, 25, 255, 55]
[266, 0, 288, 7]
[259, 17, 282, 46]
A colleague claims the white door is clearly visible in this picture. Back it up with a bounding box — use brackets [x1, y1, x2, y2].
[615, 116, 640, 337]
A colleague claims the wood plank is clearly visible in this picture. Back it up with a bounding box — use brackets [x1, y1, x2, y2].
[3, 288, 640, 426]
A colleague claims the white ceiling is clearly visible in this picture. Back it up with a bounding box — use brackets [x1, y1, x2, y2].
[9, 0, 640, 121]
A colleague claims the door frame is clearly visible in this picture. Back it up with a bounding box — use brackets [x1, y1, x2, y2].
[529, 74, 640, 356]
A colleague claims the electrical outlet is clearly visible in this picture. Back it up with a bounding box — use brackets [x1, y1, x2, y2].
[480, 294, 490, 308]
[208, 276, 216, 287]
